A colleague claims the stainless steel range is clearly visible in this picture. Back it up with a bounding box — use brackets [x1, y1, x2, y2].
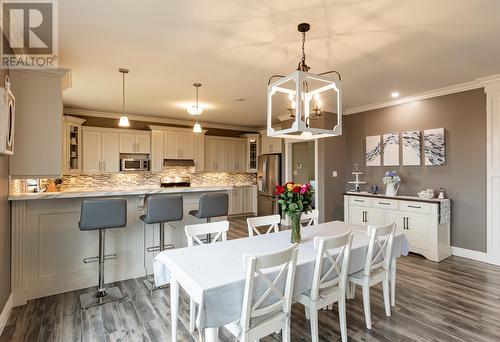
[160, 176, 191, 188]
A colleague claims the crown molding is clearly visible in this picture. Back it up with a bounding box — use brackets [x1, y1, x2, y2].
[344, 78, 489, 115]
[63, 107, 257, 132]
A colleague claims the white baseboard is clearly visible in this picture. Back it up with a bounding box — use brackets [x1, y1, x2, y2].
[0, 293, 13, 336]
[451, 246, 493, 264]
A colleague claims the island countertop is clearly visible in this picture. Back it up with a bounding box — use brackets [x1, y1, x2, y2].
[7, 184, 251, 201]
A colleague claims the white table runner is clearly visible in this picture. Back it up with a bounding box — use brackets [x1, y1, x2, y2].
[154, 221, 409, 329]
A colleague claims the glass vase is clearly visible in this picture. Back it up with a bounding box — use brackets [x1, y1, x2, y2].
[289, 213, 302, 243]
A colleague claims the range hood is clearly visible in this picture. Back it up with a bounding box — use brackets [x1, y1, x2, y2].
[164, 159, 195, 167]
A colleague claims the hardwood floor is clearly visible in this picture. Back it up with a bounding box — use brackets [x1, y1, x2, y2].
[2, 216, 500, 342]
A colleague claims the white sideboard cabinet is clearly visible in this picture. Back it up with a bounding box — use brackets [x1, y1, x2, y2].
[344, 193, 451, 262]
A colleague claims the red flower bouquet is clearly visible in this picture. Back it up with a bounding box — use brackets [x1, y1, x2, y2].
[276, 182, 314, 243]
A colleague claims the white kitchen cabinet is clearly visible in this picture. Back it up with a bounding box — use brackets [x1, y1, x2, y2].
[225, 143, 235, 171]
[230, 187, 245, 215]
[244, 186, 257, 214]
[205, 136, 248, 172]
[82, 129, 102, 173]
[119, 131, 151, 154]
[83, 127, 120, 172]
[260, 130, 282, 155]
[344, 194, 451, 262]
[101, 132, 120, 172]
[135, 133, 151, 154]
[164, 131, 180, 159]
[194, 133, 205, 171]
[349, 205, 366, 226]
[150, 130, 164, 172]
[62, 115, 86, 174]
[244, 134, 259, 172]
[119, 133, 136, 153]
[10, 69, 71, 178]
[164, 130, 195, 159]
[230, 186, 257, 216]
[204, 138, 218, 171]
[236, 140, 246, 172]
[179, 132, 195, 159]
[149, 126, 204, 170]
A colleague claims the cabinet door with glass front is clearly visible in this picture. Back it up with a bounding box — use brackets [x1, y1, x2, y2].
[62, 116, 86, 174]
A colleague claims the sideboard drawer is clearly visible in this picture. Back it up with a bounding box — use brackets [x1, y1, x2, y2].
[348, 196, 371, 207]
[399, 201, 431, 214]
[372, 198, 398, 209]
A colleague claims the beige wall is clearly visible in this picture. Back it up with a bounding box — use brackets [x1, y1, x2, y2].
[0, 69, 10, 312]
[322, 88, 487, 252]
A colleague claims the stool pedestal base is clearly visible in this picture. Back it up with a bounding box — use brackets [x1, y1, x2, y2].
[79, 286, 123, 310]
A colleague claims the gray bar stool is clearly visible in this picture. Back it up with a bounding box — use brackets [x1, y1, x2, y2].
[189, 192, 229, 242]
[141, 194, 183, 291]
[78, 198, 127, 309]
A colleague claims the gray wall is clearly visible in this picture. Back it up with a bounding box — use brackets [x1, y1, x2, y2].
[291, 141, 315, 184]
[0, 69, 10, 312]
[322, 88, 487, 252]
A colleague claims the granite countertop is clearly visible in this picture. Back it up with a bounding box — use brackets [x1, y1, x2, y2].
[344, 191, 447, 204]
[8, 184, 256, 201]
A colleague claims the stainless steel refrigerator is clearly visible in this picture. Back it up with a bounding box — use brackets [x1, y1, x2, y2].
[257, 154, 281, 216]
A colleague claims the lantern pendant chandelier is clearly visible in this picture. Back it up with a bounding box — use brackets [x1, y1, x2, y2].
[187, 82, 203, 133]
[118, 68, 130, 127]
[267, 23, 343, 140]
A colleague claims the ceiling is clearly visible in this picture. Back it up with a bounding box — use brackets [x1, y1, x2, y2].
[60, 0, 500, 128]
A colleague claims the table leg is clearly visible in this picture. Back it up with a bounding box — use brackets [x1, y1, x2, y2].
[170, 277, 179, 342]
[205, 327, 219, 342]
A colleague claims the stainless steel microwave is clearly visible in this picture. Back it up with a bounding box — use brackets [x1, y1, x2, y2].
[120, 158, 149, 171]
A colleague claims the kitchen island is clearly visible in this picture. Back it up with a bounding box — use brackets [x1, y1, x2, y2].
[9, 185, 253, 306]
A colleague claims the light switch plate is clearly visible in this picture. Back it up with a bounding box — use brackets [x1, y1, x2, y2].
[332, 171, 338, 177]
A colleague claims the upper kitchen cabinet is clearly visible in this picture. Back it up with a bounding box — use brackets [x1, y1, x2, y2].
[205, 136, 247, 172]
[243, 134, 259, 172]
[149, 126, 205, 172]
[259, 129, 282, 154]
[62, 115, 86, 174]
[150, 129, 164, 172]
[119, 131, 151, 154]
[164, 130, 195, 159]
[82, 127, 120, 172]
[10, 69, 72, 178]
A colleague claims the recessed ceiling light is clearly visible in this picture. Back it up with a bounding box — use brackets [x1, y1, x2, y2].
[391, 91, 400, 98]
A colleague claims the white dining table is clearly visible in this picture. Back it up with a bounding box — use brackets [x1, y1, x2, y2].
[153, 220, 409, 342]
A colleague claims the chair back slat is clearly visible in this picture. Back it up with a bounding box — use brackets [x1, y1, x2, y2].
[247, 214, 281, 237]
[310, 232, 353, 301]
[240, 244, 298, 331]
[301, 209, 319, 227]
[185, 221, 229, 247]
[364, 222, 396, 276]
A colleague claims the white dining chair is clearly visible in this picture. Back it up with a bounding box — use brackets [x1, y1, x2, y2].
[347, 222, 395, 329]
[301, 209, 319, 227]
[247, 214, 280, 237]
[224, 244, 299, 342]
[184, 220, 229, 334]
[294, 231, 353, 342]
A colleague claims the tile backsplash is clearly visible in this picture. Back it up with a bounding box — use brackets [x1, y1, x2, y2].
[10, 167, 256, 193]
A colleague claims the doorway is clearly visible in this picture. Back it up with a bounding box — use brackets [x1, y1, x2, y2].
[285, 139, 319, 212]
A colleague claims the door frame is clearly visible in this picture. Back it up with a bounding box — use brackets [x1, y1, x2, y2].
[484, 76, 500, 265]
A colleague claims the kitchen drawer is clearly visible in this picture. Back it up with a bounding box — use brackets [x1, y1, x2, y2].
[348, 196, 371, 207]
[372, 198, 398, 209]
[399, 200, 431, 214]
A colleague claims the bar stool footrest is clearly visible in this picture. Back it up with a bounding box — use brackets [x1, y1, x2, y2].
[79, 286, 123, 310]
[83, 253, 118, 264]
[145, 244, 175, 253]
